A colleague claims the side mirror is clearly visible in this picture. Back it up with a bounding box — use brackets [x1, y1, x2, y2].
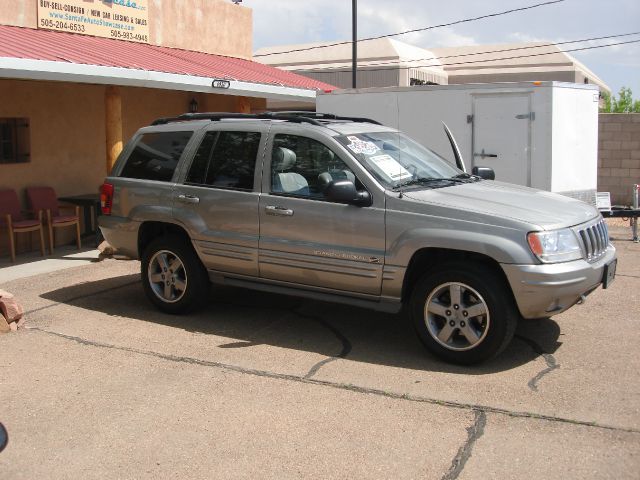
[472, 166, 495, 180]
[325, 180, 372, 207]
[0, 423, 7, 453]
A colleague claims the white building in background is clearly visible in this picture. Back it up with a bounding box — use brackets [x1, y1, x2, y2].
[254, 38, 448, 90]
[430, 42, 610, 94]
[255, 38, 610, 95]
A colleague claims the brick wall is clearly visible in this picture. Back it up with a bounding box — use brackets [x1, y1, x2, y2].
[598, 114, 640, 205]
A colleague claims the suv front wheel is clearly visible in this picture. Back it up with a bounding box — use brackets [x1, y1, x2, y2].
[141, 235, 209, 314]
[410, 263, 518, 364]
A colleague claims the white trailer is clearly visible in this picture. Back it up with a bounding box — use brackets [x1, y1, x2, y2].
[317, 81, 600, 204]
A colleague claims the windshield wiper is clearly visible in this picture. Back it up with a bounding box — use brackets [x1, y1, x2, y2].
[393, 177, 457, 190]
[393, 174, 480, 191]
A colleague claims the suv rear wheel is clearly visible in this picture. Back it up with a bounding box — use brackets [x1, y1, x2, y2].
[410, 263, 517, 364]
[141, 235, 209, 314]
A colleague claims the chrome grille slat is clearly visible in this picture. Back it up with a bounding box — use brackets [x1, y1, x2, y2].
[576, 218, 609, 263]
[590, 226, 598, 254]
[596, 222, 605, 252]
[592, 225, 601, 253]
[581, 230, 592, 259]
[600, 223, 608, 251]
[587, 228, 596, 259]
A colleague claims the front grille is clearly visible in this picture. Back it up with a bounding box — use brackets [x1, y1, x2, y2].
[577, 218, 609, 262]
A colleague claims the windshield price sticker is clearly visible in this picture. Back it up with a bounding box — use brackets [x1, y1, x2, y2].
[346, 136, 379, 155]
[369, 154, 412, 181]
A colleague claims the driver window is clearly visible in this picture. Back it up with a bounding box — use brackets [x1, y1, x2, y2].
[271, 134, 359, 199]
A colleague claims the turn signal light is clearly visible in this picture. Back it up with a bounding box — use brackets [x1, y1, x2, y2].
[527, 232, 543, 256]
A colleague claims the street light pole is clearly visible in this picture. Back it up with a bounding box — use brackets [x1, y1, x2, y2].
[352, 0, 357, 89]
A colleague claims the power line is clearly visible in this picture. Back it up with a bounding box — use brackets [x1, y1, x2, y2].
[253, 0, 566, 58]
[313, 38, 640, 74]
[338, 31, 640, 69]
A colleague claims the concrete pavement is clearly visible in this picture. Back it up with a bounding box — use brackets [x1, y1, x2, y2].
[0, 246, 100, 282]
[0, 220, 638, 479]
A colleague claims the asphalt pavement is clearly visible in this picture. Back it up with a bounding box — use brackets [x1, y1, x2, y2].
[0, 221, 638, 479]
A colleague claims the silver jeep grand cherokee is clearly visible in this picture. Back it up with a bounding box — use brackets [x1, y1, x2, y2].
[99, 112, 616, 364]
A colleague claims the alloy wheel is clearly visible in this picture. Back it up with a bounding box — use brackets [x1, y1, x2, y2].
[147, 250, 188, 304]
[424, 282, 490, 351]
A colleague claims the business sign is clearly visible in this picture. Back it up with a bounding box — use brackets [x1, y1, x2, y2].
[37, 0, 150, 44]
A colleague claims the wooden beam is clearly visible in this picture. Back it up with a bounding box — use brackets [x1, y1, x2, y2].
[105, 86, 123, 174]
[235, 96, 251, 114]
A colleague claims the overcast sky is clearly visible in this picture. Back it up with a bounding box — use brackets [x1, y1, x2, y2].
[242, 0, 640, 97]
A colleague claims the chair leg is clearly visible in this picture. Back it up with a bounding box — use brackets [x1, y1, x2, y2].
[7, 229, 16, 263]
[76, 221, 81, 250]
[38, 227, 46, 257]
[47, 210, 54, 255]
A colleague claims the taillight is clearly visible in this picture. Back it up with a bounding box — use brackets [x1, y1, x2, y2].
[100, 182, 114, 215]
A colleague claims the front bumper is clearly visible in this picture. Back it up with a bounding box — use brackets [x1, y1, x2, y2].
[501, 245, 616, 319]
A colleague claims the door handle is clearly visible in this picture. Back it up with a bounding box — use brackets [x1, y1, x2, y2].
[473, 149, 498, 159]
[176, 194, 200, 204]
[515, 112, 535, 120]
[265, 205, 294, 216]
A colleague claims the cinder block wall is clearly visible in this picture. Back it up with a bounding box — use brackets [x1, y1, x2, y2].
[598, 114, 640, 205]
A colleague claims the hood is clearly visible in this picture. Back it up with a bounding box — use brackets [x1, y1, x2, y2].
[402, 181, 599, 230]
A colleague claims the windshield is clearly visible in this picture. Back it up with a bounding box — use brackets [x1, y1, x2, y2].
[336, 131, 464, 189]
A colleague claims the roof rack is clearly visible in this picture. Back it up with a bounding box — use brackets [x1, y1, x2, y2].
[151, 111, 382, 127]
[151, 112, 323, 126]
[270, 111, 383, 125]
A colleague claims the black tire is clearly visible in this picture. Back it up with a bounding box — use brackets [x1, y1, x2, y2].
[141, 235, 209, 314]
[410, 262, 518, 365]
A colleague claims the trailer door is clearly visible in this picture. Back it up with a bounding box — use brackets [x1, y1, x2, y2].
[472, 93, 532, 186]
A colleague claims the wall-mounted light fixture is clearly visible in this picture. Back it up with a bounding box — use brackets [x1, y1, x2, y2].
[212, 79, 231, 89]
[189, 98, 199, 113]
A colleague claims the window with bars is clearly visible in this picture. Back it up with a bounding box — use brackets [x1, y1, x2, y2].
[0, 118, 30, 164]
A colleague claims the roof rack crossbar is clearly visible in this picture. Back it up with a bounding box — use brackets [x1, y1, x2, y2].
[150, 111, 382, 127]
[271, 111, 382, 125]
[336, 116, 383, 125]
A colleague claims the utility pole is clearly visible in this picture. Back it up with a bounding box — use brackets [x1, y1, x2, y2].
[352, 0, 357, 89]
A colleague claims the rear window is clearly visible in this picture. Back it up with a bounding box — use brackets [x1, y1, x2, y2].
[120, 131, 192, 182]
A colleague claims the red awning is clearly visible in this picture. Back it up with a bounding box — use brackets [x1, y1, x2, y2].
[0, 24, 335, 91]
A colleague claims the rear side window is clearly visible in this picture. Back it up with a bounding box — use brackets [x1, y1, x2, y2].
[120, 131, 192, 182]
[186, 131, 261, 191]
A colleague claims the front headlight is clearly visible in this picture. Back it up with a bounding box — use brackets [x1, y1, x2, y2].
[527, 228, 583, 263]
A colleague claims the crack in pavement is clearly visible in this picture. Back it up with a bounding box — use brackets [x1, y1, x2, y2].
[514, 334, 560, 392]
[203, 300, 352, 377]
[293, 307, 353, 379]
[28, 327, 640, 435]
[441, 410, 486, 480]
[29, 281, 353, 381]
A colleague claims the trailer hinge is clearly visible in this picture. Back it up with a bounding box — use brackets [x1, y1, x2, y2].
[466, 114, 474, 124]
[515, 112, 535, 121]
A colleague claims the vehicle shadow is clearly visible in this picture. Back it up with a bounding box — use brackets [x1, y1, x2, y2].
[40, 274, 562, 375]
